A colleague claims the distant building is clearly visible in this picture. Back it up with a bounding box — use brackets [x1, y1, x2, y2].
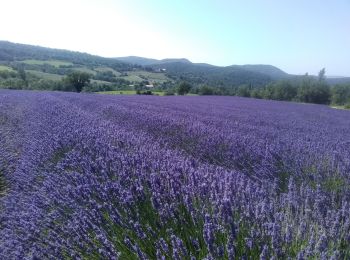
[155, 68, 166, 73]
[145, 84, 154, 88]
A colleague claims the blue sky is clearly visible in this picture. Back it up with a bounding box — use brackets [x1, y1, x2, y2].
[1, 0, 349, 76]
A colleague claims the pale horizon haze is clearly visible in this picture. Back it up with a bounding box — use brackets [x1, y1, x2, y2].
[1, 0, 349, 76]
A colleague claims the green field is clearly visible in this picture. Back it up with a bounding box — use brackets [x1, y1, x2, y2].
[0, 65, 14, 71]
[95, 67, 121, 76]
[119, 70, 172, 83]
[97, 90, 166, 96]
[129, 71, 171, 82]
[331, 105, 350, 110]
[21, 59, 73, 67]
[91, 79, 112, 85]
[72, 67, 97, 75]
[26, 70, 64, 80]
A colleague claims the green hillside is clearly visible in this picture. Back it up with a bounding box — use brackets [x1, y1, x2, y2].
[0, 41, 175, 92]
[0, 41, 285, 92]
[2, 40, 349, 94]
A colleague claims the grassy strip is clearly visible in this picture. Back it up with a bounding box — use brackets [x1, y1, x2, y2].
[96, 90, 166, 96]
[0, 65, 14, 71]
[330, 105, 350, 110]
[21, 59, 73, 67]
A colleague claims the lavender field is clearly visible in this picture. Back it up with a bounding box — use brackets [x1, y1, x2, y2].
[0, 90, 350, 259]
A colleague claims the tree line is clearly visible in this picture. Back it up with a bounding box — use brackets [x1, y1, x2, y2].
[188, 69, 350, 108]
[1, 66, 350, 108]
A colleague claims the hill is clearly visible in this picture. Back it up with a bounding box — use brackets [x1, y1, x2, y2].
[2, 40, 349, 92]
[148, 62, 273, 87]
[0, 41, 129, 69]
[0, 41, 176, 91]
[0, 41, 279, 90]
[115, 56, 191, 66]
[116, 57, 296, 87]
[326, 77, 350, 85]
[236, 64, 289, 79]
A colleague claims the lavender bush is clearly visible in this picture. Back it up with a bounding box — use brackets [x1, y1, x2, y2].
[0, 90, 349, 259]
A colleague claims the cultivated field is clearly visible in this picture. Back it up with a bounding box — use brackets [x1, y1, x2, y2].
[0, 90, 349, 259]
[21, 59, 74, 67]
[0, 65, 14, 71]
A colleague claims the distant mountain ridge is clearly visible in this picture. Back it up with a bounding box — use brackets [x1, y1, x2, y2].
[1, 41, 349, 88]
[0, 40, 130, 69]
[234, 64, 289, 79]
[115, 56, 191, 66]
[116, 56, 289, 80]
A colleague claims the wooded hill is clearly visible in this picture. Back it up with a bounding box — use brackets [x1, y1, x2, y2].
[0, 41, 349, 92]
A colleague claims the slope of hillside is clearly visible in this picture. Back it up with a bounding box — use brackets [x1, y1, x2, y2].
[237, 64, 289, 79]
[3, 40, 348, 91]
[149, 62, 272, 87]
[115, 56, 191, 66]
[0, 41, 129, 69]
[115, 56, 160, 66]
[0, 41, 175, 90]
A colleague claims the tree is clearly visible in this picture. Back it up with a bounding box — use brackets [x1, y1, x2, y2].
[199, 85, 215, 95]
[66, 72, 91, 92]
[177, 82, 192, 95]
[331, 84, 350, 105]
[14, 65, 28, 87]
[263, 80, 297, 101]
[318, 68, 326, 82]
[297, 73, 331, 104]
[236, 85, 251, 97]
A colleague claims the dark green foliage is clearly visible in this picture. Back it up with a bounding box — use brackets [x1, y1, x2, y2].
[318, 68, 326, 81]
[0, 70, 17, 79]
[136, 90, 153, 95]
[239, 64, 289, 79]
[82, 83, 116, 93]
[297, 75, 331, 104]
[263, 80, 297, 101]
[0, 41, 131, 70]
[149, 62, 272, 88]
[0, 78, 25, 90]
[177, 82, 192, 95]
[198, 85, 216, 95]
[16, 67, 27, 82]
[331, 84, 350, 105]
[226, 70, 332, 105]
[0, 41, 348, 108]
[236, 85, 251, 97]
[94, 71, 116, 82]
[65, 72, 91, 92]
[164, 89, 175, 95]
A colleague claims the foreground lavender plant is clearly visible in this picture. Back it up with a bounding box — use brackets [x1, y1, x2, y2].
[0, 90, 349, 259]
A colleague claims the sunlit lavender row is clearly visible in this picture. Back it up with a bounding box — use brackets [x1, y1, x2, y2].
[0, 90, 349, 259]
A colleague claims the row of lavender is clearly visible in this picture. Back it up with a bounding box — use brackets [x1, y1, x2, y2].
[0, 90, 349, 259]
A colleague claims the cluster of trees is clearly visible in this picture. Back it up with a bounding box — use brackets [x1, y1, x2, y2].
[149, 62, 272, 89]
[0, 69, 92, 92]
[1, 63, 349, 108]
[0, 66, 135, 93]
[16, 62, 71, 75]
[190, 69, 350, 107]
[331, 84, 350, 107]
[252, 69, 331, 104]
[177, 82, 192, 95]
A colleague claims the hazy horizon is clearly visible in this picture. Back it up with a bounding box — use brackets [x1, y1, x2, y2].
[1, 0, 349, 76]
